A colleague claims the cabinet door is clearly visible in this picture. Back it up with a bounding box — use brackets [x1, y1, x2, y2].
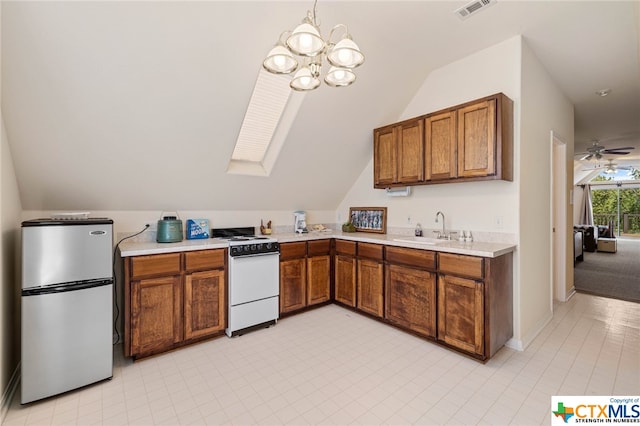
[385, 264, 436, 337]
[131, 275, 182, 356]
[307, 255, 331, 306]
[335, 255, 356, 307]
[357, 259, 384, 317]
[184, 269, 225, 340]
[457, 99, 496, 178]
[374, 126, 397, 187]
[425, 111, 457, 180]
[437, 274, 484, 355]
[280, 258, 306, 313]
[397, 119, 424, 183]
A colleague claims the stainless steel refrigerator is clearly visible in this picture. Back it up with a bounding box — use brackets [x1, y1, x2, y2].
[21, 218, 114, 404]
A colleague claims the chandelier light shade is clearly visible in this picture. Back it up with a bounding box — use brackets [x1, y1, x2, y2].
[324, 66, 356, 87]
[326, 36, 365, 69]
[290, 66, 321, 91]
[263, 43, 298, 74]
[287, 22, 324, 57]
[262, 0, 364, 91]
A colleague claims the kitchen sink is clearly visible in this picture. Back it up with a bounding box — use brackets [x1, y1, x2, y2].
[392, 236, 447, 245]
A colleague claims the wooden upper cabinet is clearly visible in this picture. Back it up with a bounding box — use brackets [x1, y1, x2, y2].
[374, 119, 424, 187]
[373, 93, 513, 188]
[397, 119, 424, 183]
[458, 98, 496, 178]
[374, 125, 397, 187]
[425, 111, 457, 180]
[184, 269, 225, 340]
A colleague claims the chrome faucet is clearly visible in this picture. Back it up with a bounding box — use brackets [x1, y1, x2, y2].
[435, 211, 446, 239]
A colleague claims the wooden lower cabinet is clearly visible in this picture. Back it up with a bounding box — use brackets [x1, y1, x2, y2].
[385, 264, 436, 337]
[279, 240, 332, 314]
[437, 274, 484, 355]
[334, 254, 356, 307]
[125, 249, 227, 359]
[357, 258, 384, 317]
[307, 255, 331, 306]
[279, 258, 306, 313]
[130, 275, 182, 356]
[184, 269, 225, 340]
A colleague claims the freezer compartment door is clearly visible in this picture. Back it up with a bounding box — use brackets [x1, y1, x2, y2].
[21, 283, 113, 404]
[22, 223, 112, 289]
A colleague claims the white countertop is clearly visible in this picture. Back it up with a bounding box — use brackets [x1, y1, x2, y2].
[119, 231, 516, 258]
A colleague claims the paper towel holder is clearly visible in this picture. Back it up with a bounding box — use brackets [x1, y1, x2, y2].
[385, 187, 411, 197]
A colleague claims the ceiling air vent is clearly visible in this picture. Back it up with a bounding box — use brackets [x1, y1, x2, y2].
[455, 0, 496, 20]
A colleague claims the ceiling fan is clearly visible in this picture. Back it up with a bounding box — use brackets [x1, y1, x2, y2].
[602, 159, 634, 174]
[576, 140, 635, 161]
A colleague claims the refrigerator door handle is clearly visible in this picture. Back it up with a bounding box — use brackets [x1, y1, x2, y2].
[21, 279, 113, 297]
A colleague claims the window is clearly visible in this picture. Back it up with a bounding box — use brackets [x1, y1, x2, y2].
[227, 69, 305, 176]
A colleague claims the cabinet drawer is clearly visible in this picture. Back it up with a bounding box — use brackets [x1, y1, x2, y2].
[184, 249, 225, 272]
[438, 253, 484, 279]
[130, 253, 181, 279]
[358, 242, 384, 260]
[386, 246, 435, 270]
[280, 242, 307, 259]
[335, 240, 356, 256]
[307, 239, 331, 256]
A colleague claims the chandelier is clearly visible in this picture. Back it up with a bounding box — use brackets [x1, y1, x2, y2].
[262, 1, 365, 91]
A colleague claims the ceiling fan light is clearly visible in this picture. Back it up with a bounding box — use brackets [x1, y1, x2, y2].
[263, 45, 298, 74]
[324, 66, 356, 87]
[287, 22, 324, 56]
[327, 37, 365, 68]
[290, 66, 321, 91]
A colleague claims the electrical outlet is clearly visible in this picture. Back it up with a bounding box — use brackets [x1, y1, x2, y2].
[407, 215, 412, 224]
[495, 215, 503, 229]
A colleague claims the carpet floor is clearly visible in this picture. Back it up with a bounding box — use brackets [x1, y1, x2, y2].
[574, 237, 640, 303]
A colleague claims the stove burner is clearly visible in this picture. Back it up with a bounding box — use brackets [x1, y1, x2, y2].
[229, 237, 251, 241]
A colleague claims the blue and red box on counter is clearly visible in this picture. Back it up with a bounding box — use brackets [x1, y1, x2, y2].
[186, 219, 210, 239]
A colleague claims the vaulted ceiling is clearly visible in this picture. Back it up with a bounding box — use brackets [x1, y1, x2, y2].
[3, 1, 639, 211]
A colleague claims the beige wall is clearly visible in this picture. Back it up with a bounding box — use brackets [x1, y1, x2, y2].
[338, 36, 574, 350]
[515, 40, 574, 347]
[1, 113, 22, 412]
[338, 36, 524, 345]
[21, 208, 337, 341]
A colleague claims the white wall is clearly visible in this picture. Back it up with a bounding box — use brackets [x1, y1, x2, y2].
[21, 208, 336, 342]
[339, 35, 573, 350]
[1, 113, 22, 415]
[338, 36, 523, 345]
[518, 40, 573, 347]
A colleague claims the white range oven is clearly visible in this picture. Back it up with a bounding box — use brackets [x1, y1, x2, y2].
[212, 228, 280, 337]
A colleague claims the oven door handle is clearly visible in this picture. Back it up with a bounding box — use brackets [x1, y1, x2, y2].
[230, 252, 280, 259]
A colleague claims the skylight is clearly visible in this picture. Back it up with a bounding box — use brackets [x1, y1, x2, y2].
[227, 69, 305, 177]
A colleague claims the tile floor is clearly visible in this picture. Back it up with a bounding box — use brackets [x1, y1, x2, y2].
[4, 293, 639, 425]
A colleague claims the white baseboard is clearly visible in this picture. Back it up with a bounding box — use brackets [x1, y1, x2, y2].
[505, 309, 555, 352]
[1, 362, 20, 423]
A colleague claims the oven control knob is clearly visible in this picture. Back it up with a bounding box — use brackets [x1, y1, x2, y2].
[266, 243, 272, 250]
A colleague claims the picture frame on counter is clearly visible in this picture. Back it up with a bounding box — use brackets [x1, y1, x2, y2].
[349, 207, 387, 234]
